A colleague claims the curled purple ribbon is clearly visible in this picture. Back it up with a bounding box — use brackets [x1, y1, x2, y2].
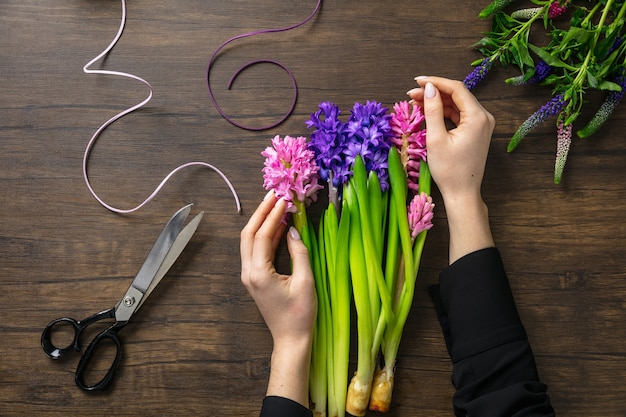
[206, 0, 322, 131]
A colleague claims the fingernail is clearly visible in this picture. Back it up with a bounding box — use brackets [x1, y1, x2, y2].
[406, 87, 421, 96]
[414, 76, 428, 81]
[425, 82, 436, 99]
[408, 99, 417, 106]
[289, 226, 301, 240]
[263, 189, 274, 200]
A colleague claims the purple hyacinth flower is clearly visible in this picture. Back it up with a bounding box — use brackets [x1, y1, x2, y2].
[344, 101, 393, 190]
[463, 57, 493, 90]
[306, 101, 351, 188]
[508, 93, 567, 151]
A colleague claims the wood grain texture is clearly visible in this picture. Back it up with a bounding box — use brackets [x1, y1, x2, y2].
[2, 0, 625, 416]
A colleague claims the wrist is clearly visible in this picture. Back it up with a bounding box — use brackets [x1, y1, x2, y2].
[266, 337, 312, 407]
[272, 336, 312, 364]
[442, 193, 494, 264]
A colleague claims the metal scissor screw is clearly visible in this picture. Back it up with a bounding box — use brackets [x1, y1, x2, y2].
[123, 296, 135, 307]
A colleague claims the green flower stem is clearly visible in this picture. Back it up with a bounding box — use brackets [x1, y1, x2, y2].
[488, 2, 550, 66]
[580, 2, 603, 28]
[615, 1, 626, 25]
[378, 158, 432, 408]
[417, 160, 432, 196]
[380, 229, 428, 379]
[316, 215, 337, 417]
[295, 200, 329, 417]
[350, 156, 394, 325]
[293, 199, 308, 238]
[372, 194, 399, 367]
[310, 323, 327, 417]
[387, 149, 415, 308]
[345, 182, 375, 416]
[384, 195, 401, 300]
[567, 0, 615, 118]
[367, 172, 388, 256]
[326, 203, 351, 417]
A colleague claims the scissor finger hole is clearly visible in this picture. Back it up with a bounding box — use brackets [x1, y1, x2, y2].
[48, 320, 78, 350]
[81, 337, 120, 388]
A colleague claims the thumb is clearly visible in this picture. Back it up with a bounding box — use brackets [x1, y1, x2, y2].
[286, 227, 313, 280]
[422, 82, 447, 145]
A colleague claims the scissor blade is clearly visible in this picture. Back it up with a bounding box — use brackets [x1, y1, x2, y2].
[137, 211, 204, 310]
[131, 204, 192, 293]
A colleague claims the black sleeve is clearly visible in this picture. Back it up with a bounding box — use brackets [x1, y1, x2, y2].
[259, 396, 312, 417]
[429, 248, 556, 417]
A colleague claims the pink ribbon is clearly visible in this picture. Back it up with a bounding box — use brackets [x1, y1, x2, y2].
[82, 0, 243, 214]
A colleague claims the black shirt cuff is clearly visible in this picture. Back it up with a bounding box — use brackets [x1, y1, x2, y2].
[260, 396, 312, 417]
[430, 247, 528, 362]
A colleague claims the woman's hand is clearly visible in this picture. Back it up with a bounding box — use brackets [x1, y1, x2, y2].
[240, 192, 317, 406]
[408, 76, 495, 202]
[408, 77, 495, 263]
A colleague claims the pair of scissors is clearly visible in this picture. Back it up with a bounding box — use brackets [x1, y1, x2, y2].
[41, 204, 203, 391]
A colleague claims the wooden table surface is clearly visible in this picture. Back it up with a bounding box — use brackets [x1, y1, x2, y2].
[2, 1, 625, 416]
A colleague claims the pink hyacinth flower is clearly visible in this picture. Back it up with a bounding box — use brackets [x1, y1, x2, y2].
[390, 101, 427, 194]
[262, 135, 323, 213]
[408, 192, 434, 239]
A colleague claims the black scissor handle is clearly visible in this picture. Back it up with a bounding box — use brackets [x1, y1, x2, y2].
[41, 317, 82, 359]
[75, 326, 123, 391]
[41, 308, 116, 360]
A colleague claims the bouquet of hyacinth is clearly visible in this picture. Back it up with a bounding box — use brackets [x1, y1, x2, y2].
[464, 0, 626, 183]
[262, 99, 434, 417]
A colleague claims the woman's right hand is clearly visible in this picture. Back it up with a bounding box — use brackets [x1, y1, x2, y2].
[408, 77, 496, 263]
[408, 76, 495, 204]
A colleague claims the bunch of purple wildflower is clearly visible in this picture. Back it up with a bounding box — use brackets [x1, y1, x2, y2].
[463, 57, 493, 90]
[468, 0, 626, 183]
[507, 93, 568, 152]
[578, 68, 626, 139]
[506, 60, 552, 86]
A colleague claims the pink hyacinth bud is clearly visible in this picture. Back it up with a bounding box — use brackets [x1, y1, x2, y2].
[408, 192, 434, 239]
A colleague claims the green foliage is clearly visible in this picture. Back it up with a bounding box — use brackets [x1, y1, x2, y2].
[469, 0, 626, 182]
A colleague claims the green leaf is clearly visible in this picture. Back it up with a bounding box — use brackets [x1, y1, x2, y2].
[529, 44, 577, 70]
[351, 157, 394, 325]
[564, 112, 579, 125]
[562, 27, 595, 46]
[598, 80, 622, 91]
[587, 71, 599, 88]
